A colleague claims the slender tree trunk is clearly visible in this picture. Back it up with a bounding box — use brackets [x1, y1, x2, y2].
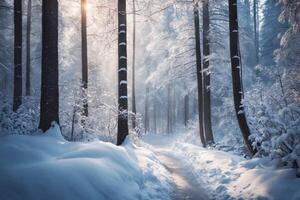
[153, 92, 157, 134]
[39, 0, 59, 131]
[117, 0, 129, 145]
[202, 0, 214, 144]
[132, 0, 137, 129]
[25, 0, 31, 96]
[144, 83, 149, 134]
[81, 0, 88, 118]
[184, 83, 189, 127]
[172, 81, 176, 133]
[13, 0, 22, 111]
[184, 94, 189, 127]
[253, 0, 259, 65]
[228, 0, 256, 155]
[194, 1, 206, 147]
[167, 83, 171, 134]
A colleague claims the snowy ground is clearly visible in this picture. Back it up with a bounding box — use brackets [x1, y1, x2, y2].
[1, 126, 299, 200]
[143, 136, 209, 199]
[142, 134, 300, 200]
[0, 124, 172, 200]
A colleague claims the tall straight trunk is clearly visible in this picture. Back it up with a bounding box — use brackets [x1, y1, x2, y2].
[253, 0, 259, 65]
[39, 0, 59, 131]
[228, 0, 256, 155]
[193, 1, 206, 147]
[167, 83, 171, 134]
[81, 0, 88, 117]
[184, 94, 189, 126]
[202, 0, 214, 144]
[184, 84, 189, 127]
[172, 81, 176, 133]
[144, 83, 149, 134]
[25, 0, 31, 96]
[153, 93, 157, 134]
[13, 0, 22, 111]
[117, 0, 129, 145]
[132, 0, 137, 129]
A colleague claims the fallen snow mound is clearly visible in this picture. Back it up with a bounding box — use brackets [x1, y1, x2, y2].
[174, 142, 300, 200]
[0, 124, 172, 200]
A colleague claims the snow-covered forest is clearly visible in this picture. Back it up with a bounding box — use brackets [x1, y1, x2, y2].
[0, 0, 299, 199]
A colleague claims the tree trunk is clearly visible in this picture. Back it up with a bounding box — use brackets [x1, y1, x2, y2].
[13, 0, 22, 111]
[228, 0, 256, 155]
[144, 83, 149, 134]
[253, 0, 259, 65]
[132, 0, 137, 129]
[167, 83, 171, 134]
[153, 92, 157, 134]
[25, 0, 31, 96]
[193, 1, 206, 147]
[39, 0, 59, 132]
[184, 84, 189, 127]
[117, 0, 129, 145]
[202, 0, 214, 144]
[81, 0, 88, 118]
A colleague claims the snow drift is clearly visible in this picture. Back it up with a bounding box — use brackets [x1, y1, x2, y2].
[0, 124, 172, 200]
[174, 142, 300, 200]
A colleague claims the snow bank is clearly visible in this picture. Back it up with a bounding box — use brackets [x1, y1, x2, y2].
[0, 124, 172, 200]
[174, 142, 300, 200]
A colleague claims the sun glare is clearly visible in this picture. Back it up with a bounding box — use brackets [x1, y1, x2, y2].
[85, 3, 94, 15]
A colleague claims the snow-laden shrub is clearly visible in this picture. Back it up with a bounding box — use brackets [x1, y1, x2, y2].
[246, 71, 300, 169]
[0, 94, 39, 136]
[60, 86, 119, 143]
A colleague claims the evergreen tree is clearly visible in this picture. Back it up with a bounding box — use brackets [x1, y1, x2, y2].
[194, 0, 206, 146]
[81, 0, 88, 118]
[203, 0, 214, 144]
[13, 0, 22, 111]
[117, 0, 129, 145]
[39, 0, 59, 131]
[228, 0, 256, 155]
[260, 0, 287, 67]
[26, 0, 32, 96]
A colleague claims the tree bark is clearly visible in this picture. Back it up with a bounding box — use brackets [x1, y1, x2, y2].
[184, 83, 189, 127]
[81, 0, 88, 118]
[193, 1, 206, 147]
[167, 83, 171, 134]
[117, 0, 129, 145]
[202, 0, 214, 144]
[25, 0, 31, 96]
[13, 0, 22, 111]
[132, 0, 137, 129]
[39, 0, 59, 132]
[253, 0, 259, 65]
[228, 0, 256, 155]
[144, 82, 149, 134]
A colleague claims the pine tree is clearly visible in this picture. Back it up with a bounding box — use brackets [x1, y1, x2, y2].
[132, 0, 137, 129]
[228, 0, 256, 155]
[202, 0, 214, 144]
[81, 0, 88, 118]
[39, 0, 59, 131]
[13, 0, 22, 111]
[194, 0, 206, 147]
[117, 0, 129, 145]
[260, 0, 287, 67]
[25, 0, 32, 96]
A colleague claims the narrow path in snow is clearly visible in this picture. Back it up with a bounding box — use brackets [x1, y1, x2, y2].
[142, 135, 209, 200]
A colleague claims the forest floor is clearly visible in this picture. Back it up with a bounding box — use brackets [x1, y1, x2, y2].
[141, 134, 300, 200]
[144, 138, 209, 200]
